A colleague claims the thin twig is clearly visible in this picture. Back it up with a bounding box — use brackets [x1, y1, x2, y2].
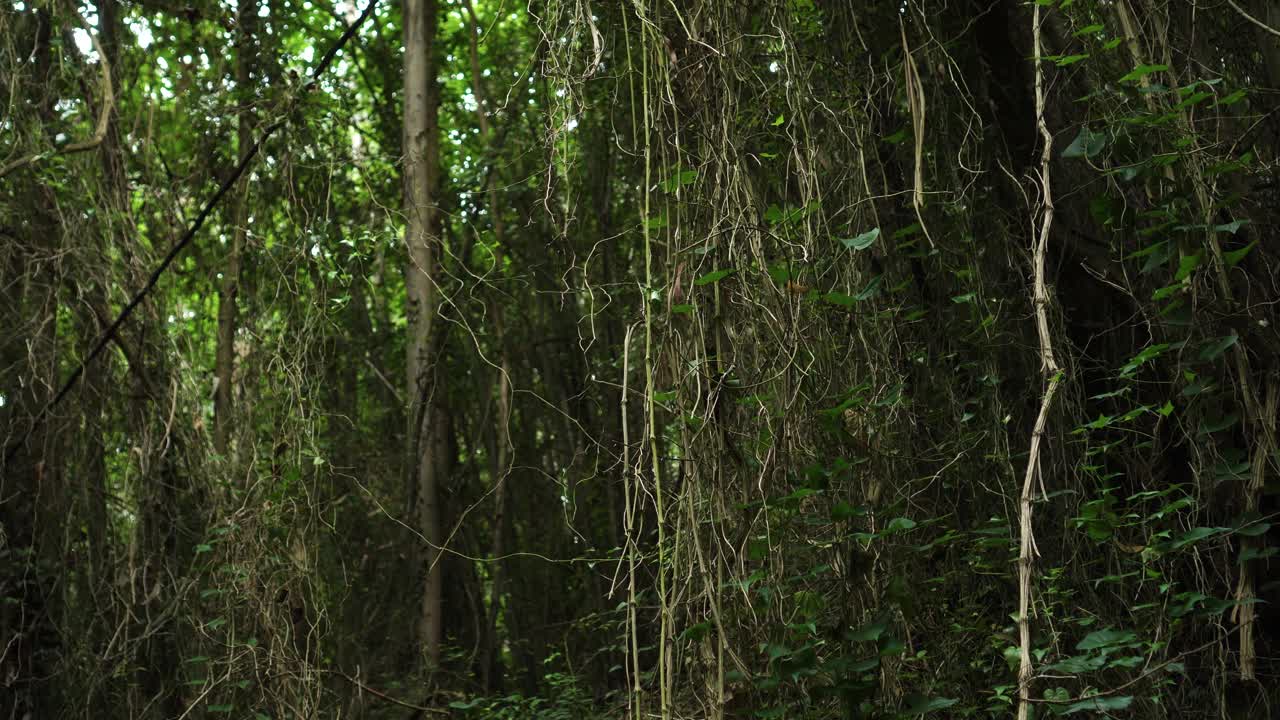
[1225, 0, 1280, 38]
[328, 671, 449, 714]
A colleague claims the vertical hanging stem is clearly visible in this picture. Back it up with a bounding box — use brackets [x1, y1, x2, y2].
[1018, 5, 1062, 720]
[633, 3, 671, 715]
[621, 321, 642, 720]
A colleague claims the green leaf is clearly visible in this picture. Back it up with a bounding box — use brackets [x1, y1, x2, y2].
[1223, 241, 1256, 266]
[1062, 126, 1107, 159]
[1056, 53, 1090, 66]
[660, 168, 698, 192]
[1215, 89, 1247, 106]
[680, 621, 712, 641]
[1240, 547, 1278, 563]
[841, 227, 880, 251]
[1198, 334, 1238, 362]
[694, 269, 735, 286]
[1174, 252, 1202, 282]
[1170, 526, 1223, 550]
[831, 502, 866, 521]
[1235, 522, 1270, 537]
[671, 303, 695, 314]
[1175, 91, 1213, 109]
[1119, 64, 1167, 82]
[1076, 628, 1136, 650]
[1064, 695, 1133, 714]
[1198, 413, 1239, 434]
[1118, 342, 1172, 376]
[903, 694, 958, 714]
[884, 127, 909, 144]
[1213, 219, 1249, 234]
[1002, 646, 1021, 671]
[1072, 23, 1105, 37]
[822, 292, 856, 307]
[1046, 653, 1106, 673]
[883, 517, 917, 534]
[854, 275, 883, 301]
[771, 114, 785, 126]
[849, 620, 887, 642]
[878, 636, 905, 656]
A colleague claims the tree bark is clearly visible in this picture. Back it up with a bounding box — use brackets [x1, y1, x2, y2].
[403, 0, 444, 669]
[214, 0, 257, 453]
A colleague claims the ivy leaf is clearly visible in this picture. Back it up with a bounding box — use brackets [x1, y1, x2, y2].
[1215, 88, 1247, 106]
[1198, 334, 1238, 362]
[1198, 413, 1239, 434]
[1062, 126, 1107, 159]
[1076, 628, 1136, 650]
[840, 227, 880, 250]
[1212, 219, 1249, 234]
[1119, 64, 1167, 82]
[903, 694, 958, 714]
[1174, 252, 1202, 282]
[883, 517, 917, 534]
[854, 275, 883, 301]
[1064, 695, 1133, 714]
[1223, 241, 1256, 267]
[822, 292, 856, 307]
[694, 269, 735, 286]
[849, 619, 887, 642]
[1169, 526, 1223, 550]
[1235, 522, 1270, 537]
[659, 168, 697, 192]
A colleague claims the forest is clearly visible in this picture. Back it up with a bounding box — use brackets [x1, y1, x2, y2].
[2, 0, 1279, 717]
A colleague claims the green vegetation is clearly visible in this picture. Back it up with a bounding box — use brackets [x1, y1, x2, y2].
[2, 0, 1278, 718]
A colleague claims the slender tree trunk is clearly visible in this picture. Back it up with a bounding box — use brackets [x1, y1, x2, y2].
[215, 0, 257, 453]
[403, 0, 444, 669]
[458, 0, 513, 689]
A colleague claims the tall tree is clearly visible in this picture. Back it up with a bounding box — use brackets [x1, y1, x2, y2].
[214, 0, 257, 453]
[402, 0, 444, 669]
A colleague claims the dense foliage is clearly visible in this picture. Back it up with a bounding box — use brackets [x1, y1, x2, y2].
[3, 0, 1278, 718]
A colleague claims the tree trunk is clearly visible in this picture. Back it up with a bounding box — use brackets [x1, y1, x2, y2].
[403, 0, 444, 670]
[214, 0, 257, 453]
